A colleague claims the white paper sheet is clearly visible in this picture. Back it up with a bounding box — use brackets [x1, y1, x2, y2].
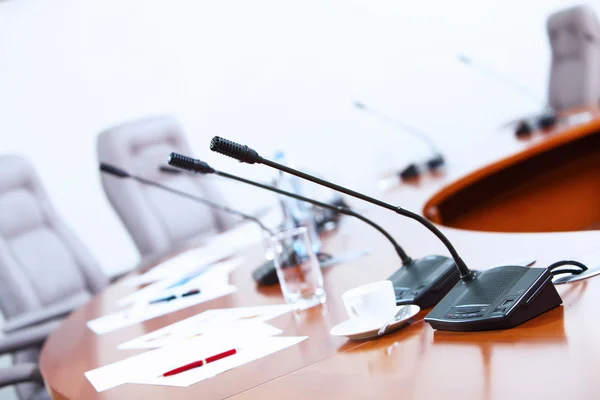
[118, 258, 242, 307]
[125, 249, 238, 288]
[129, 336, 307, 388]
[118, 304, 294, 349]
[87, 284, 238, 335]
[85, 325, 306, 392]
[124, 221, 267, 287]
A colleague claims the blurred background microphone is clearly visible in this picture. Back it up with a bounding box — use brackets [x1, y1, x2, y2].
[208, 137, 470, 308]
[101, 162, 302, 285]
[457, 53, 547, 106]
[159, 163, 364, 285]
[100, 163, 274, 235]
[457, 53, 557, 136]
[353, 101, 445, 180]
[165, 155, 410, 264]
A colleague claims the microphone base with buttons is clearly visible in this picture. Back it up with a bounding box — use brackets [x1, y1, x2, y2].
[424, 265, 562, 331]
[388, 255, 460, 309]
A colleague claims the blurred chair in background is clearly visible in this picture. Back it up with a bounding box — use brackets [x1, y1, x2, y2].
[0, 320, 60, 400]
[97, 116, 241, 261]
[0, 155, 109, 400]
[547, 4, 600, 111]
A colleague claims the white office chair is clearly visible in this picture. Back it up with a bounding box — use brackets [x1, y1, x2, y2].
[0, 154, 109, 400]
[97, 116, 241, 259]
[547, 5, 600, 111]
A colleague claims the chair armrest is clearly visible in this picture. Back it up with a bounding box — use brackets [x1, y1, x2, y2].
[0, 363, 43, 388]
[2, 292, 89, 334]
[0, 320, 60, 355]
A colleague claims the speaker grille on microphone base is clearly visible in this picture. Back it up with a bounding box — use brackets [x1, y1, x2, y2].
[456, 270, 521, 306]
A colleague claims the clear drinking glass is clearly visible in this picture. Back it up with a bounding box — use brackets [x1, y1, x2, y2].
[262, 230, 275, 261]
[271, 227, 326, 310]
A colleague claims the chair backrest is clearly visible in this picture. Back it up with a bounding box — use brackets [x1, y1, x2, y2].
[547, 5, 600, 111]
[0, 155, 108, 320]
[97, 116, 238, 258]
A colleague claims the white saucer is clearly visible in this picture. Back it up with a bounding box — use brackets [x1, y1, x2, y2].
[330, 305, 420, 340]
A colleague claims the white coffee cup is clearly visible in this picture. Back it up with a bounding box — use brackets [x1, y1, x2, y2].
[342, 280, 396, 323]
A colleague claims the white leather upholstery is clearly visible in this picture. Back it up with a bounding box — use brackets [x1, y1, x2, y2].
[0, 155, 107, 319]
[547, 5, 600, 111]
[97, 116, 239, 258]
[0, 155, 108, 400]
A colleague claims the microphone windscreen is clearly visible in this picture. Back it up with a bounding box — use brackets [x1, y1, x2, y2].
[168, 153, 196, 171]
[168, 153, 215, 174]
[210, 137, 260, 164]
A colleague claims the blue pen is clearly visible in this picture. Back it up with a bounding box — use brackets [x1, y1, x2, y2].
[149, 288, 201, 304]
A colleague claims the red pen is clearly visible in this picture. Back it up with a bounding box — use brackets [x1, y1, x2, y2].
[162, 348, 238, 377]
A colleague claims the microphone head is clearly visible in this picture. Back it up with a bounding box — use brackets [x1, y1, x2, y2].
[209, 136, 260, 164]
[99, 163, 130, 178]
[168, 153, 215, 174]
[426, 154, 445, 170]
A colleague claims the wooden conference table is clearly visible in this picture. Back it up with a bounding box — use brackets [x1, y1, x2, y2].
[40, 108, 600, 399]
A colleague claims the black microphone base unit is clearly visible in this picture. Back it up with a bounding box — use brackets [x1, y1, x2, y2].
[252, 259, 279, 285]
[399, 164, 420, 181]
[426, 155, 445, 171]
[398, 156, 446, 182]
[388, 255, 460, 309]
[424, 265, 562, 331]
[537, 112, 557, 131]
[514, 112, 558, 138]
[515, 121, 533, 138]
[252, 251, 334, 285]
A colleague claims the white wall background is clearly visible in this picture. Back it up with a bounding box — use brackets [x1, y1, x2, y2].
[0, 0, 597, 282]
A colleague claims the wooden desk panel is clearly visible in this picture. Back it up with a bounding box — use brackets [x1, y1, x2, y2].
[40, 111, 600, 399]
[425, 110, 600, 233]
[432, 132, 600, 232]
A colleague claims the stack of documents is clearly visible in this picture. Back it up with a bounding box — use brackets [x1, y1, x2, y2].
[88, 258, 244, 335]
[85, 305, 303, 391]
[118, 305, 294, 349]
[87, 284, 238, 335]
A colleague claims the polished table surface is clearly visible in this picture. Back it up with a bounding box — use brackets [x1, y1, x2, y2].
[40, 108, 600, 399]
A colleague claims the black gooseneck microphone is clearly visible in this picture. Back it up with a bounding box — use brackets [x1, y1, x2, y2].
[204, 140, 469, 309]
[164, 157, 412, 265]
[163, 158, 430, 296]
[208, 137, 470, 276]
[208, 137, 576, 331]
[353, 101, 445, 180]
[457, 53, 557, 135]
[99, 163, 274, 236]
[458, 54, 546, 106]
